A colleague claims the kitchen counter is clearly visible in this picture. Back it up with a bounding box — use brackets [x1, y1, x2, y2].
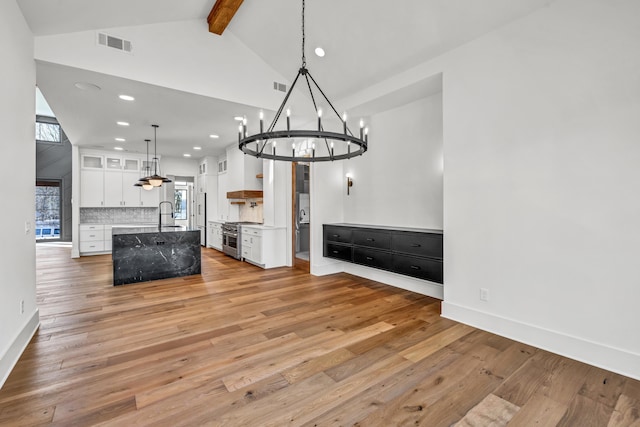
[325, 223, 443, 234]
[112, 226, 201, 286]
[239, 224, 286, 230]
[112, 225, 196, 234]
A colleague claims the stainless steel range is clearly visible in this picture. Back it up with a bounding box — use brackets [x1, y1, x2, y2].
[222, 222, 263, 259]
[222, 222, 240, 259]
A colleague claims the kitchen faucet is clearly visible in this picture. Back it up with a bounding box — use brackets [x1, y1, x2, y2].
[158, 201, 174, 229]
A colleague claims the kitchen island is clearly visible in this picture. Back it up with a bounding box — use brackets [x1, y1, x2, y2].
[112, 226, 201, 286]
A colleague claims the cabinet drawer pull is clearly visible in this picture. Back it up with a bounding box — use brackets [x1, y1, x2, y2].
[410, 265, 421, 270]
[366, 256, 373, 261]
[411, 243, 422, 248]
[366, 238, 375, 242]
[332, 250, 339, 254]
[332, 234, 340, 238]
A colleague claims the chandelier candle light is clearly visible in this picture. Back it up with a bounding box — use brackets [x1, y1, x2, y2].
[237, 0, 368, 162]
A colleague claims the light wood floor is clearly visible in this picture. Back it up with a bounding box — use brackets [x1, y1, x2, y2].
[1, 246, 639, 426]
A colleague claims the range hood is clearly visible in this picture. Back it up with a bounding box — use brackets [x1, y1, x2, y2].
[226, 190, 263, 199]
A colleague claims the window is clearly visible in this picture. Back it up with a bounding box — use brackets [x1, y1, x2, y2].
[36, 116, 61, 143]
[174, 189, 188, 220]
[35, 180, 61, 240]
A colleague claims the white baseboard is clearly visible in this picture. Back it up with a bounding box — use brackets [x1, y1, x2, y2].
[0, 309, 40, 389]
[311, 259, 345, 277]
[442, 301, 640, 381]
[312, 258, 443, 300]
[344, 264, 443, 299]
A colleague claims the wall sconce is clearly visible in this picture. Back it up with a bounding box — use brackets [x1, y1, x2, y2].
[346, 173, 354, 195]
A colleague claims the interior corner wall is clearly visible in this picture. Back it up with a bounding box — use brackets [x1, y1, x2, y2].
[440, 0, 640, 379]
[0, 0, 39, 388]
[343, 94, 443, 229]
[309, 161, 345, 276]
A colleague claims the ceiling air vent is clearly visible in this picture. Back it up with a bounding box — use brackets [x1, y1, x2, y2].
[97, 32, 133, 53]
[273, 82, 287, 93]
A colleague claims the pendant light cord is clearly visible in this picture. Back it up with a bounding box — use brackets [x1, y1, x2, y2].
[152, 124, 159, 175]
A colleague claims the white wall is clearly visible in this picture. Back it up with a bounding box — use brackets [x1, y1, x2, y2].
[312, 94, 445, 298]
[440, 0, 640, 379]
[0, 0, 39, 388]
[309, 161, 345, 276]
[225, 143, 262, 192]
[310, 0, 640, 380]
[343, 94, 443, 229]
[161, 156, 198, 179]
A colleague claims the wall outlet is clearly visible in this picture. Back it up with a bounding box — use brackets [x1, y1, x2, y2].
[20, 300, 24, 314]
[24, 221, 31, 235]
[480, 288, 489, 302]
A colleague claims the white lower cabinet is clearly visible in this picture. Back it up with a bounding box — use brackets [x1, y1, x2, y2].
[208, 221, 223, 251]
[241, 225, 286, 268]
[104, 225, 113, 252]
[79, 224, 106, 254]
[242, 230, 262, 265]
[79, 223, 153, 256]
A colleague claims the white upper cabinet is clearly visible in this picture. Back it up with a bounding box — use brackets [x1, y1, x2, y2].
[104, 157, 142, 207]
[81, 154, 103, 169]
[80, 150, 159, 208]
[80, 169, 105, 207]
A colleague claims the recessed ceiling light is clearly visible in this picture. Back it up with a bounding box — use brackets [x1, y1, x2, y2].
[119, 94, 135, 101]
[114, 147, 124, 151]
[183, 153, 192, 157]
[74, 82, 101, 91]
[234, 116, 244, 121]
[315, 47, 325, 57]
[115, 137, 126, 142]
[209, 134, 219, 139]
[193, 146, 202, 150]
[117, 121, 130, 126]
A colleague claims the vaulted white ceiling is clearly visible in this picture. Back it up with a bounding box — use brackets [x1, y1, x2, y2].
[18, 0, 554, 158]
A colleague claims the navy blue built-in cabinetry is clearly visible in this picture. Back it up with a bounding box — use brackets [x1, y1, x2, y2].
[323, 224, 443, 284]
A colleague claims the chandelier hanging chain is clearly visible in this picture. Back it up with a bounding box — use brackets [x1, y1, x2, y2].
[237, 0, 369, 162]
[301, 0, 306, 67]
[303, 71, 332, 154]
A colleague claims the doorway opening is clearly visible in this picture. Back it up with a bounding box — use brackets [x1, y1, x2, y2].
[35, 180, 61, 241]
[173, 179, 194, 229]
[292, 163, 310, 272]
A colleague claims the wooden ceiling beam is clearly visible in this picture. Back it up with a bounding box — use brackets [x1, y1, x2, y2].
[207, 0, 244, 35]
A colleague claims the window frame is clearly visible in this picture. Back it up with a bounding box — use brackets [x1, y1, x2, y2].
[35, 115, 62, 145]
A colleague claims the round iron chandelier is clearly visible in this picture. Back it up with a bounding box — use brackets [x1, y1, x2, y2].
[238, 0, 368, 162]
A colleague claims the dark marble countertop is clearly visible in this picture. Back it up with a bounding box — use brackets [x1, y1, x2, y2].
[112, 226, 199, 235]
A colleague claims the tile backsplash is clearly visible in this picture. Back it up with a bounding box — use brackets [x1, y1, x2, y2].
[239, 199, 264, 223]
[80, 207, 158, 224]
